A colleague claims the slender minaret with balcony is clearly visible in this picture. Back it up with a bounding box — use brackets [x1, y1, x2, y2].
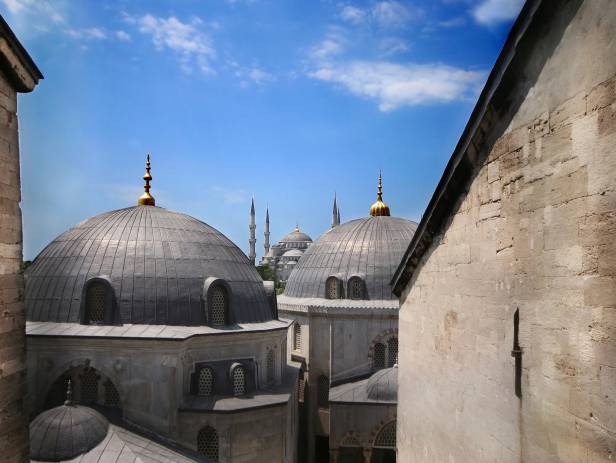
[264, 206, 270, 255]
[249, 198, 256, 264]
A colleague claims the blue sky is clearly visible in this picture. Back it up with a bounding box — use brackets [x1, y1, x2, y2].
[2, 0, 522, 260]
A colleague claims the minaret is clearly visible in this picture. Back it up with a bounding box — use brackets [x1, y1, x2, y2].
[369, 171, 391, 216]
[137, 154, 155, 206]
[332, 193, 339, 227]
[264, 206, 270, 255]
[249, 198, 256, 264]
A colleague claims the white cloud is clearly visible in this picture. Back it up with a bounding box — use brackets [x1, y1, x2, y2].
[379, 37, 409, 56]
[128, 14, 216, 75]
[372, 1, 418, 29]
[1, 0, 63, 22]
[309, 60, 485, 111]
[340, 5, 367, 25]
[64, 27, 107, 40]
[309, 28, 347, 61]
[115, 30, 131, 41]
[473, 0, 524, 25]
[231, 62, 276, 87]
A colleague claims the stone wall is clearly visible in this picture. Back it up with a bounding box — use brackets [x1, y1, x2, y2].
[0, 67, 28, 463]
[397, 2, 616, 462]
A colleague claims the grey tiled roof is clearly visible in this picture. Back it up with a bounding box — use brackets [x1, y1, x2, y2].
[329, 367, 398, 404]
[283, 216, 417, 300]
[25, 206, 273, 325]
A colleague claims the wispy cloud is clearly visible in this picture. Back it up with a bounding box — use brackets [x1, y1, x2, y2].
[473, 0, 524, 25]
[309, 61, 485, 111]
[340, 5, 367, 25]
[339, 1, 422, 29]
[115, 30, 131, 41]
[125, 13, 216, 75]
[229, 61, 276, 87]
[210, 186, 248, 205]
[1, 0, 63, 22]
[309, 27, 347, 61]
[379, 37, 409, 56]
[64, 27, 107, 40]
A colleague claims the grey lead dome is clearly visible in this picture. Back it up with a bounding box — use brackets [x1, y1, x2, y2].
[30, 403, 109, 462]
[283, 216, 417, 300]
[25, 206, 274, 325]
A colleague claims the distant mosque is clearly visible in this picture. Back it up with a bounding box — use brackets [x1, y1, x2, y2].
[250, 195, 342, 283]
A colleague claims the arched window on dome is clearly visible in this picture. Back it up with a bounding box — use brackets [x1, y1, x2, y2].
[266, 349, 275, 385]
[347, 276, 365, 300]
[325, 277, 341, 299]
[197, 426, 219, 461]
[373, 342, 386, 369]
[198, 367, 214, 397]
[231, 364, 246, 396]
[317, 375, 329, 409]
[293, 323, 301, 351]
[208, 284, 228, 327]
[81, 278, 117, 325]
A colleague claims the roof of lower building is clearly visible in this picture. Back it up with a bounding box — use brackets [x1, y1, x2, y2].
[25, 205, 274, 325]
[329, 367, 398, 404]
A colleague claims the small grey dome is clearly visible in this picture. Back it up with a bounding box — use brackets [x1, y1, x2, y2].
[281, 227, 312, 243]
[366, 367, 398, 401]
[283, 216, 417, 300]
[30, 404, 109, 461]
[25, 206, 274, 325]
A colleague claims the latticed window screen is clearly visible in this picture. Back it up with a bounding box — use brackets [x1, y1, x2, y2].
[209, 286, 227, 326]
[266, 350, 275, 384]
[374, 421, 396, 448]
[374, 343, 386, 369]
[81, 368, 99, 403]
[326, 278, 338, 299]
[197, 426, 219, 461]
[198, 368, 214, 396]
[298, 375, 306, 402]
[104, 380, 120, 407]
[317, 375, 329, 408]
[293, 323, 301, 351]
[232, 366, 246, 396]
[387, 337, 399, 367]
[350, 278, 363, 300]
[86, 283, 106, 322]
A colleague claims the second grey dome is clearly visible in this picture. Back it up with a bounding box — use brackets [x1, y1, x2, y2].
[283, 216, 417, 300]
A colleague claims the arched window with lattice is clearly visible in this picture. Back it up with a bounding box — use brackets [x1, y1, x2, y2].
[373, 421, 396, 449]
[387, 337, 398, 367]
[208, 285, 228, 327]
[373, 342, 386, 369]
[103, 379, 120, 407]
[80, 368, 99, 403]
[198, 367, 214, 397]
[231, 365, 246, 396]
[348, 277, 364, 300]
[266, 349, 275, 385]
[317, 375, 329, 408]
[197, 426, 219, 461]
[325, 277, 340, 299]
[86, 282, 106, 323]
[293, 323, 301, 351]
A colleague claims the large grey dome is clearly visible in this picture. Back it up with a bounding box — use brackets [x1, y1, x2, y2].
[366, 367, 398, 401]
[280, 226, 312, 243]
[283, 216, 417, 300]
[25, 206, 274, 325]
[30, 403, 109, 461]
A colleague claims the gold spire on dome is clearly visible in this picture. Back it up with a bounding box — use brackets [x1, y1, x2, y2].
[369, 171, 390, 217]
[138, 154, 156, 206]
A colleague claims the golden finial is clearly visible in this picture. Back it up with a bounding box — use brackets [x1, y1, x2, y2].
[138, 154, 156, 206]
[369, 170, 390, 217]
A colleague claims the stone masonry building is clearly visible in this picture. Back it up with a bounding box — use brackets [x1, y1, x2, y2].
[0, 16, 42, 463]
[392, 0, 616, 461]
